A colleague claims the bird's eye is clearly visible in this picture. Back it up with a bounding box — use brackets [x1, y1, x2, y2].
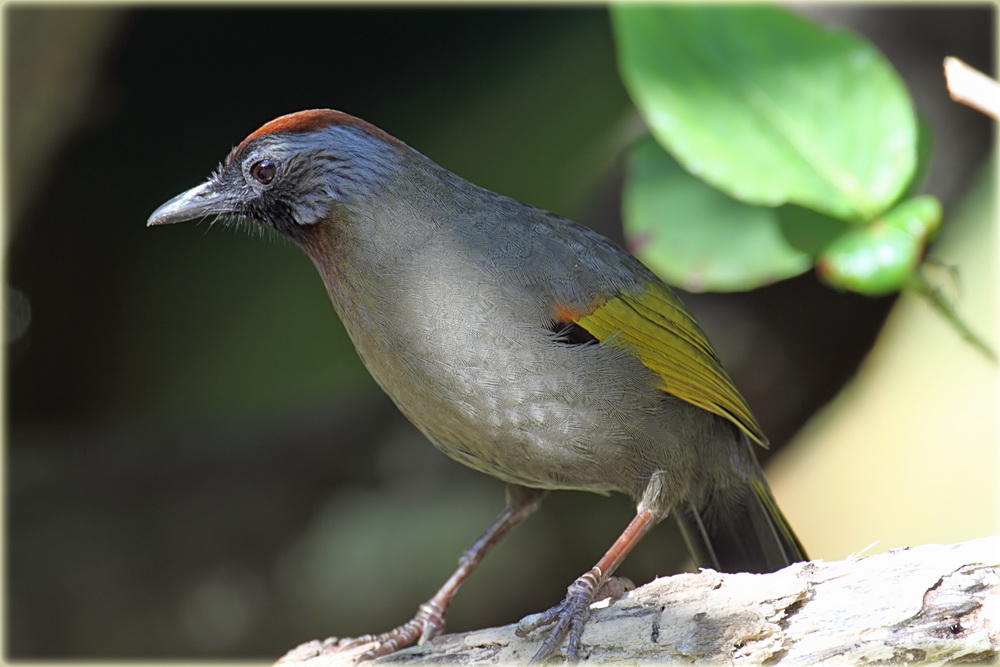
[250, 159, 277, 185]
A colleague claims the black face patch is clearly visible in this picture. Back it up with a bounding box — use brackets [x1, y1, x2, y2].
[547, 320, 598, 346]
[212, 138, 303, 237]
[242, 195, 300, 236]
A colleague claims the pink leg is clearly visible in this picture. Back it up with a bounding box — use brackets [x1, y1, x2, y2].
[324, 486, 545, 661]
[516, 508, 659, 663]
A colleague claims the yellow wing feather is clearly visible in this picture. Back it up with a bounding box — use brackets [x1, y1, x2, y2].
[574, 282, 768, 447]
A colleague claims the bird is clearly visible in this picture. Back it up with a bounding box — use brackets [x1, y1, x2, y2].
[148, 108, 807, 663]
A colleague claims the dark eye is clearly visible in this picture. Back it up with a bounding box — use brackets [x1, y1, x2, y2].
[250, 159, 276, 185]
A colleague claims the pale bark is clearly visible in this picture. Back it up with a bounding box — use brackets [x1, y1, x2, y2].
[278, 536, 999, 664]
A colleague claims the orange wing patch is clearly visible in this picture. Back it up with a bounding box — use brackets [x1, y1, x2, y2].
[552, 302, 597, 323]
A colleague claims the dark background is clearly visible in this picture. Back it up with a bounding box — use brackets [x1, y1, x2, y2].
[6, 5, 994, 659]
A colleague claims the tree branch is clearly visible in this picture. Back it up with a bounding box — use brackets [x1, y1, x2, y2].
[278, 536, 998, 664]
[944, 56, 1000, 120]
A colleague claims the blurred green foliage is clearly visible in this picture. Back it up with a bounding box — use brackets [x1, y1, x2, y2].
[613, 5, 917, 221]
[623, 137, 812, 291]
[611, 4, 990, 359]
[818, 195, 941, 296]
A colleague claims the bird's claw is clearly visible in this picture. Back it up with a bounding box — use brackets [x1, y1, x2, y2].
[516, 569, 627, 663]
[305, 601, 447, 662]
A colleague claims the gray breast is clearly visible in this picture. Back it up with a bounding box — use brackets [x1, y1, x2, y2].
[335, 238, 687, 498]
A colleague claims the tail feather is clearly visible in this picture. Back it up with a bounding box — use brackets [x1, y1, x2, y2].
[675, 476, 807, 574]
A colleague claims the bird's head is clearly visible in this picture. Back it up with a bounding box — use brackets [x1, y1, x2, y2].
[147, 109, 408, 239]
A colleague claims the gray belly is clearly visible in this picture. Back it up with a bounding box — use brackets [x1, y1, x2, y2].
[351, 307, 710, 499]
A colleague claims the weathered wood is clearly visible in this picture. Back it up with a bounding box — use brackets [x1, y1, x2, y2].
[278, 536, 999, 664]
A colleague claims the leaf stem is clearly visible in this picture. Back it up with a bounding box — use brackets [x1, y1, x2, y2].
[905, 268, 997, 363]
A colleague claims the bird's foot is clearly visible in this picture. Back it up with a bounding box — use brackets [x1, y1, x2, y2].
[515, 569, 633, 663]
[309, 600, 447, 662]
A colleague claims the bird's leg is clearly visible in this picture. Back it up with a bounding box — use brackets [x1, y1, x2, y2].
[326, 485, 545, 662]
[516, 508, 659, 663]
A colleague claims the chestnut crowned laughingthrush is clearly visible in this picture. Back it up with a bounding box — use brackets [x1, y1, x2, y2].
[149, 109, 807, 663]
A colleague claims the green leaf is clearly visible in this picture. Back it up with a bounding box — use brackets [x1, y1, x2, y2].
[883, 194, 942, 238]
[612, 4, 917, 222]
[817, 195, 942, 295]
[776, 205, 851, 257]
[901, 113, 934, 200]
[623, 137, 811, 292]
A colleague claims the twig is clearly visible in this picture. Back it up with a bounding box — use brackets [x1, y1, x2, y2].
[944, 56, 1000, 120]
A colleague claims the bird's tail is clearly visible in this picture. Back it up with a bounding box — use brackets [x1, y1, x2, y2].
[674, 473, 807, 574]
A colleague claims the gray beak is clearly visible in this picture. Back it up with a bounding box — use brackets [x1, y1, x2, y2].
[147, 181, 231, 227]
